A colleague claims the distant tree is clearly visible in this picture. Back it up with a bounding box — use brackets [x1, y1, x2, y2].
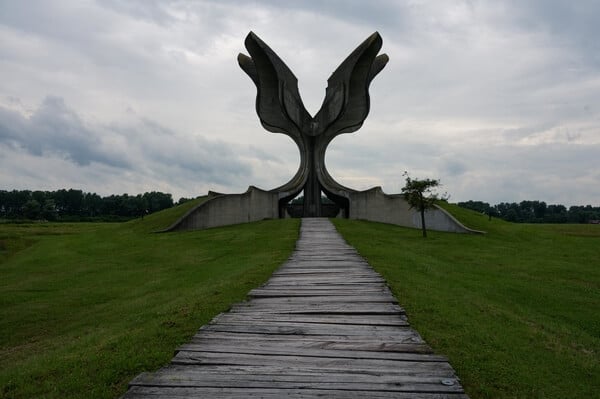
[567, 205, 600, 224]
[457, 200, 498, 220]
[0, 191, 8, 218]
[22, 199, 41, 220]
[291, 196, 304, 205]
[532, 201, 547, 221]
[143, 191, 173, 213]
[457, 200, 600, 224]
[457, 200, 490, 214]
[401, 172, 447, 237]
[31, 190, 47, 205]
[42, 199, 58, 221]
[0, 189, 180, 221]
[82, 192, 103, 217]
[486, 205, 497, 221]
[505, 208, 518, 222]
[546, 204, 568, 223]
[6, 190, 31, 218]
[321, 196, 335, 204]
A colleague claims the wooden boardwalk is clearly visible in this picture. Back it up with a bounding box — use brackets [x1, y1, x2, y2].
[123, 218, 468, 398]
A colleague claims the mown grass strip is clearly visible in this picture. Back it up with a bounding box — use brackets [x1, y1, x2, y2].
[0, 206, 299, 399]
[332, 207, 599, 399]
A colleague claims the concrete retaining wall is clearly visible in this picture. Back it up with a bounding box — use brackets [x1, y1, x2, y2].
[164, 186, 482, 234]
[165, 186, 279, 232]
[349, 187, 481, 234]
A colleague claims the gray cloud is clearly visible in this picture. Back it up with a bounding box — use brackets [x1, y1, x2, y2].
[0, 96, 256, 195]
[509, 0, 600, 55]
[96, 0, 180, 26]
[0, 96, 129, 168]
[119, 117, 252, 186]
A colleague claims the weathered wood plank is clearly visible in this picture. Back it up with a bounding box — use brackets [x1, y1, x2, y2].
[246, 295, 397, 304]
[132, 366, 459, 383]
[130, 370, 463, 392]
[125, 386, 469, 399]
[131, 365, 461, 382]
[265, 278, 386, 284]
[189, 334, 425, 347]
[199, 322, 420, 338]
[249, 289, 391, 297]
[254, 283, 388, 289]
[175, 344, 445, 361]
[258, 282, 390, 288]
[172, 351, 456, 373]
[187, 335, 433, 353]
[211, 312, 409, 326]
[229, 302, 406, 315]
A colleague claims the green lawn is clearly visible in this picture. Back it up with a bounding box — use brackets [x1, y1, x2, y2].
[0, 202, 300, 399]
[1, 201, 598, 398]
[332, 205, 599, 399]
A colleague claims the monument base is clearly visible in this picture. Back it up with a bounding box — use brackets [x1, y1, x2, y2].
[163, 186, 483, 234]
[347, 187, 482, 234]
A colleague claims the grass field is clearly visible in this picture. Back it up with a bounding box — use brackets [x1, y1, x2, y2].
[0, 200, 300, 398]
[1, 201, 598, 398]
[333, 205, 599, 398]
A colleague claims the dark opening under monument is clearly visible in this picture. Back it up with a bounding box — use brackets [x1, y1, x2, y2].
[166, 32, 476, 233]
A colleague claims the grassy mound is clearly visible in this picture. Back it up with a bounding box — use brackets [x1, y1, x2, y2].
[126, 196, 208, 233]
[0, 216, 300, 398]
[332, 209, 599, 399]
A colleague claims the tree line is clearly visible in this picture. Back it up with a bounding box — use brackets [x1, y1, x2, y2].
[2, 188, 598, 224]
[458, 200, 600, 224]
[0, 189, 177, 222]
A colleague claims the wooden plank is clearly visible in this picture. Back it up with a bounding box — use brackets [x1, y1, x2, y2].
[199, 322, 421, 338]
[133, 364, 458, 379]
[277, 261, 372, 266]
[125, 386, 469, 399]
[266, 271, 380, 276]
[276, 263, 372, 268]
[175, 343, 445, 362]
[188, 335, 432, 353]
[230, 302, 405, 314]
[131, 369, 461, 384]
[171, 352, 456, 373]
[255, 283, 389, 289]
[130, 369, 464, 392]
[246, 295, 398, 303]
[266, 277, 386, 282]
[212, 312, 409, 326]
[259, 281, 390, 287]
[189, 332, 425, 346]
[249, 289, 391, 297]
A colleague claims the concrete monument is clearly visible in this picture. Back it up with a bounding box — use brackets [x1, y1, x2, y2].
[238, 32, 388, 217]
[165, 32, 479, 233]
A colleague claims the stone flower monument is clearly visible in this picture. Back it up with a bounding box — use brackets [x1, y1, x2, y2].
[166, 32, 475, 233]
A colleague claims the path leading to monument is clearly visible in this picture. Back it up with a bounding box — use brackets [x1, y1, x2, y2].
[123, 218, 468, 398]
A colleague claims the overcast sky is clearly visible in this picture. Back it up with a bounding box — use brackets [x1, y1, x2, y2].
[1, 0, 599, 206]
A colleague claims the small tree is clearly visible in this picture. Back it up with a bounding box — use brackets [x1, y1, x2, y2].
[42, 199, 58, 221]
[401, 172, 446, 237]
[22, 199, 41, 220]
